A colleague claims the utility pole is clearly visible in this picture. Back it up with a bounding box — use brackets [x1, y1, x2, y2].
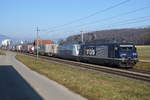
[36, 27, 40, 59]
[80, 30, 83, 43]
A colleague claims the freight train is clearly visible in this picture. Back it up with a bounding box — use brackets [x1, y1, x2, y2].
[11, 41, 138, 68]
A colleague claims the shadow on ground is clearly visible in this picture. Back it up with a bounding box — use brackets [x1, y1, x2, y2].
[0, 65, 43, 100]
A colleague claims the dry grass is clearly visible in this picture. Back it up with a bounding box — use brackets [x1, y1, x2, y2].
[134, 46, 150, 70]
[136, 45, 150, 60]
[16, 54, 150, 100]
[0, 50, 5, 55]
[134, 62, 150, 70]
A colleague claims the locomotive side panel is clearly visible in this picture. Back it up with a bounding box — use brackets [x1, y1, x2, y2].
[81, 45, 109, 58]
[96, 46, 108, 58]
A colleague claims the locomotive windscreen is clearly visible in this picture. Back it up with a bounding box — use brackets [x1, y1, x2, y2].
[119, 44, 134, 52]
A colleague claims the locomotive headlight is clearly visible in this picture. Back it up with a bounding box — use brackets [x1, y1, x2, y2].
[120, 53, 126, 57]
[121, 57, 125, 62]
[132, 53, 137, 56]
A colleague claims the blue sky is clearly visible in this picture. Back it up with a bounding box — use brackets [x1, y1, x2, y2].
[0, 0, 150, 41]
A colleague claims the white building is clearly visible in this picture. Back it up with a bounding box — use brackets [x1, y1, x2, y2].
[2, 39, 11, 47]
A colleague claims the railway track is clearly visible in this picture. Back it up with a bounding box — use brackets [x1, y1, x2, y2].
[127, 69, 150, 75]
[23, 53, 150, 83]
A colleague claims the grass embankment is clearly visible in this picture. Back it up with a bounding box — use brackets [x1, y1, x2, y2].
[16, 54, 150, 100]
[136, 45, 150, 60]
[134, 46, 150, 70]
[0, 50, 5, 55]
[135, 62, 150, 70]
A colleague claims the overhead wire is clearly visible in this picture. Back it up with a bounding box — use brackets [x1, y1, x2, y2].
[67, 19, 150, 38]
[42, 0, 131, 31]
[74, 5, 150, 28]
[86, 15, 150, 30]
[45, 5, 150, 33]
[86, 19, 150, 33]
[45, 17, 150, 40]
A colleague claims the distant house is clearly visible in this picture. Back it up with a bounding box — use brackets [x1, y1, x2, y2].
[33, 40, 53, 52]
[2, 39, 11, 47]
[33, 40, 53, 45]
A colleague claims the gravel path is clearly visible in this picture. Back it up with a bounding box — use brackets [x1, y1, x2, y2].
[0, 51, 87, 100]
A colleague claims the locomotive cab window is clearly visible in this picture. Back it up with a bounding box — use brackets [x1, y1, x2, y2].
[119, 45, 134, 52]
[120, 47, 133, 51]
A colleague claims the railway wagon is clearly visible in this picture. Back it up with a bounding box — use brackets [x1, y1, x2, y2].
[11, 46, 16, 51]
[39, 44, 58, 56]
[57, 44, 80, 60]
[79, 43, 138, 68]
[49, 44, 58, 56]
[16, 44, 23, 52]
[33, 40, 53, 54]
[22, 43, 34, 53]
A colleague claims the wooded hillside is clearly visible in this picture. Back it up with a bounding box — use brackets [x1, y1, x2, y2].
[66, 28, 150, 45]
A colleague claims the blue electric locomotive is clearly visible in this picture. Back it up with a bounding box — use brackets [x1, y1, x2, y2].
[79, 43, 138, 68]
